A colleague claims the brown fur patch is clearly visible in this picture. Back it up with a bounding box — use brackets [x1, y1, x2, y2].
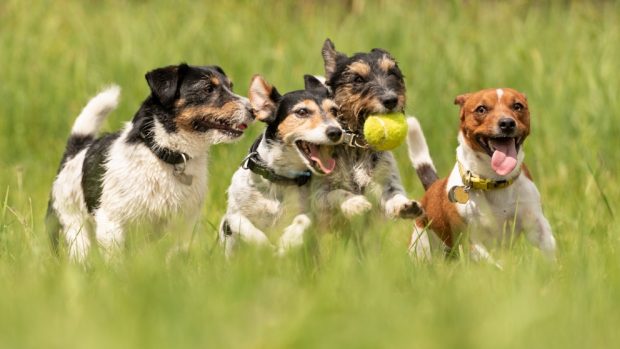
[175, 102, 239, 131]
[277, 100, 324, 143]
[417, 178, 465, 247]
[458, 88, 530, 153]
[348, 61, 371, 77]
[334, 85, 384, 131]
[321, 99, 338, 117]
[378, 55, 395, 72]
[249, 75, 277, 122]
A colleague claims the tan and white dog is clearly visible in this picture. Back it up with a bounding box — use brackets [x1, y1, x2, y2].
[407, 88, 556, 262]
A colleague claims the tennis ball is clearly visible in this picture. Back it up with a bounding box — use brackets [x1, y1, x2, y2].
[363, 112, 408, 151]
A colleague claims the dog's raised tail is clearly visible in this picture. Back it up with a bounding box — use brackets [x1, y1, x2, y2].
[71, 85, 120, 137]
[406, 116, 438, 191]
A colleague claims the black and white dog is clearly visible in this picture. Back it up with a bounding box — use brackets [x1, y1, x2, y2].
[219, 75, 342, 256]
[47, 64, 253, 261]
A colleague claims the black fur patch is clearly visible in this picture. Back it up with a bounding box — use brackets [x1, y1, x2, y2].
[81, 133, 120, 213]
[221, 220, 233, 236]
[59, 134, 94, 169]
[416, 163, 439, 190]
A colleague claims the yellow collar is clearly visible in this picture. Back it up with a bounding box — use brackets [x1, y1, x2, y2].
[457, 161, 520, 190]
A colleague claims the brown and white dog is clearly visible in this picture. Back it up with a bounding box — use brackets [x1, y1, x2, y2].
[407, 88, 556, 263]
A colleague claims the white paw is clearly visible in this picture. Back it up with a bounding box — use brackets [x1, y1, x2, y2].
[341, 195, 372, 218]
[385, 194, 423, 219]
[277, 215, 311, 256]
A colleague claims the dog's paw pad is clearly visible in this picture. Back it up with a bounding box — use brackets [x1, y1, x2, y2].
[341, 195, 372, 218]
[398, 200, 424, 219]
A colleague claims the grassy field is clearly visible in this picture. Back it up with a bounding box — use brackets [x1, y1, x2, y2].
[1, 0, 619, 348]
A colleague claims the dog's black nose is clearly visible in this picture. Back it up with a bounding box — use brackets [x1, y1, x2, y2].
[326, 126, 343, 142]
[498, 118, 516, 132]
[381, 96, 398, 110]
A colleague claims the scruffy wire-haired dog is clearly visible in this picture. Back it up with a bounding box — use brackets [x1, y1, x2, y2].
[47, 64, 253, 261]
[220, 75, 343, 256]
[312, 39, 422, 222]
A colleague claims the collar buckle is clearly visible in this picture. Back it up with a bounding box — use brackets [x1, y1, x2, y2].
[343, 131, 369, 149]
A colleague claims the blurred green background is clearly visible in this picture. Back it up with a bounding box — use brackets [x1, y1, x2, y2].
[1, 1, 619, 348]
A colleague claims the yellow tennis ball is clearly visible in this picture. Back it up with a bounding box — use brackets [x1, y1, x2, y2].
[363, 112, 408, 151]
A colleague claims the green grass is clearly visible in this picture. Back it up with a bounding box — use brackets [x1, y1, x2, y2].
[1, 0, 619, 348]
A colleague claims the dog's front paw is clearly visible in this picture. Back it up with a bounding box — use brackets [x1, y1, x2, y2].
[341, 195, 372, 218]
[277, 214, 311, 256]
[385, 194, 423, 219]
[398, 200, 424, 219]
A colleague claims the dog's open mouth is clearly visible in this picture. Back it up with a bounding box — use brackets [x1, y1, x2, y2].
[295, 140, 336, 175]
[477, 136, 524, 176]
[192, 119, 247, 137]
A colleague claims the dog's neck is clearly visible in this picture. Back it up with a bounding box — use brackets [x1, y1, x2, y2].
[150, 120, 210, 159]
[257, 135, 311, 178]
[456, 131, 524, 181]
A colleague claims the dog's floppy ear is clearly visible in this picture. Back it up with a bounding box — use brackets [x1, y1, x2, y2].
[145, 63, 188, 106]
[249, 75, 280, 123]
[454, 93, 471, 108]
[322, 38, 346, 81]
[454, 93, 472, 121]
[304, 75, 329, 96]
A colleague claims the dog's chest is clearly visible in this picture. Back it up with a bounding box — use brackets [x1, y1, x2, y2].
[331, 147, 381, 192]
[253, 181, 306, 230]
[100, 144, 207, 222]
[448, 167, 535, 243]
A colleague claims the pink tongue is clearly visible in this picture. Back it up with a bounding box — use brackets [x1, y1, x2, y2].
[309, 144, 336, 174]
[490, 138, 518, 176]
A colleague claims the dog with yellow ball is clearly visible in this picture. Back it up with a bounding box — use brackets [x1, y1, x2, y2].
[310, 39, 423, 223]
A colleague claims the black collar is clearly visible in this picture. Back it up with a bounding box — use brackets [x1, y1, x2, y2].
[137, 120, 190, 165]
[242, 136, 312, 186]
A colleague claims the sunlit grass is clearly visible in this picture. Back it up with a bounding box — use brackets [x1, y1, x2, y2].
[0, 0, 619, 348]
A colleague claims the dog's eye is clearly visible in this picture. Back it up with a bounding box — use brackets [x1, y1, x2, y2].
[512, 102, 524, 111]
[353, 75, 366, 84]
[205, 84, 215, 93]
[329, 107, 339, 116]
[475, 105, 488, 114]
[295, 108, 310, 117]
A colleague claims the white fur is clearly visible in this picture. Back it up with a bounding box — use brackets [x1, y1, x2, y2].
[406, 116, 436, 171]
[51, 149, 91, 260]
[496, 88, 504, 100]
[436, 134, 557, 261]
[51, 87, 252, 261]
[71, 85, 120, 136]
